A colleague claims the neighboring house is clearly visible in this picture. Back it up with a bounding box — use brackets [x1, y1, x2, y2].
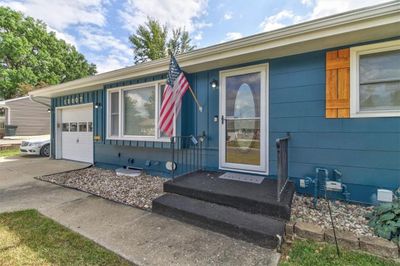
[29, 2, 400, 205]
[0, 96, 50, 136]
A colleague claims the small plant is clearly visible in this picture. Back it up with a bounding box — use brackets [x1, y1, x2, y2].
[366, 188, 400, 244]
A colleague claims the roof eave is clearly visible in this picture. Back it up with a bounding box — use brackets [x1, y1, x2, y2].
[29, 1, 400, 98]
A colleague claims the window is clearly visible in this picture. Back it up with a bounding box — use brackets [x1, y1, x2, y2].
[62, 123, 69, 132]
[110, 92, 119, 136]
[88, 122, 93, 132]
[70, 122, 77, 132]
[79, 122, 87, 132]
[107, 81, 170, 141]
[350, 40, 400, 117]
[124, 86, 155, 136]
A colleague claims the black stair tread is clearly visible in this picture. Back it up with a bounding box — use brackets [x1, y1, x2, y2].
[166, 171, 294, 207]
[153, 193, 285, 237]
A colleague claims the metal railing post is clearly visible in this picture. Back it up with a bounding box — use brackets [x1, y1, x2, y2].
[171, 136, 175, 180]
[276, 133, 290, 202]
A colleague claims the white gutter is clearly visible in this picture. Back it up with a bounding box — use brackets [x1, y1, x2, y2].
[29, 95, 51, 108]
[29, 1, 400, 98]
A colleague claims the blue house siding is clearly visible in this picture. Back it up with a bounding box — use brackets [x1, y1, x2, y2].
[268, 50, 400, 203]
[50, 41, 400, 204]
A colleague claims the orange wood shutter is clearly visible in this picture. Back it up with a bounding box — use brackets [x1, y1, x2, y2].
[326, 48, 350, 118]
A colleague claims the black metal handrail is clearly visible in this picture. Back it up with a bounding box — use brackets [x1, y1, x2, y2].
[170, 134, 205, 179]
[276, 133, 290, 202]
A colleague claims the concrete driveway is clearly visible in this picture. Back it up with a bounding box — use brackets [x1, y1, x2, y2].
[0, 156, 280, 266]
[0, 156, 90, 212]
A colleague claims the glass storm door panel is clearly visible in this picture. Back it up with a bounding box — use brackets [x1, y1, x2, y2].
[219, 65, 268, 173]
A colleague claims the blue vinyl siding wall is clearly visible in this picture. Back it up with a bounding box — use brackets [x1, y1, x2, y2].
[51, 44, 400, 204]
[268, 51, 400, 203]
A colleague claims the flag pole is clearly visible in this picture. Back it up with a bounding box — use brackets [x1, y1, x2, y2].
[187, 85, 203, 112]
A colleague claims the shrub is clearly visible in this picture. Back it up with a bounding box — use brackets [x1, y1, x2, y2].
[366, 188, 400, 244]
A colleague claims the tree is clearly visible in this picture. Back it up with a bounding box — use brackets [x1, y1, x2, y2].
[129, 18, 168, 64]
[167, 28, 195, 56]
[129, 18, 195, 64]
[0, 7, 96, 100]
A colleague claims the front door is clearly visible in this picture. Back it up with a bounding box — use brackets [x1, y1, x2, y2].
[219, 64, 268, 173]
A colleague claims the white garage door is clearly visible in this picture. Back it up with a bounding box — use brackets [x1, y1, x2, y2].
[61, 105, 93, 163]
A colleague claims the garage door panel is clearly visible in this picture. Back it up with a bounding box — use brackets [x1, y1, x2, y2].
[60, 106, 93, 164]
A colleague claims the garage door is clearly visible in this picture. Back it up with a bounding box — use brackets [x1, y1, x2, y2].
[61, 105, 93, 163]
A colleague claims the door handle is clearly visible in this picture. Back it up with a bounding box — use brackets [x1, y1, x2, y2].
[221, 115, 224, 125]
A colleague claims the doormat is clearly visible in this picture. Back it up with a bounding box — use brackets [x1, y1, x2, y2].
[219, 172, 264, 184]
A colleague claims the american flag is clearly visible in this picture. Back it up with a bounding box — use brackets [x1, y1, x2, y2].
[159, 55, 189, 137]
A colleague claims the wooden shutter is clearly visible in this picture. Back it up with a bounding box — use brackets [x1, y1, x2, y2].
[326, 48, 350, 118]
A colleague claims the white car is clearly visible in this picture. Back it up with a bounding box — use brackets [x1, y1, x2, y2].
[20, 138, 50, 157]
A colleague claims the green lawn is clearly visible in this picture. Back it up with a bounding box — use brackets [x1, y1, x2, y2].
[0, 147, 20, 158]
[280, 239, 400, 266]
[0, 210, 131, 265]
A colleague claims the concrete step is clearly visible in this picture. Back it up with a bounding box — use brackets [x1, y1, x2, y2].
[153, 193, 285, 249]
[164, 171, 295, 220]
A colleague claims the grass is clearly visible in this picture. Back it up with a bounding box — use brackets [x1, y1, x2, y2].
[0, 148, 20, 158]
[280, 239, 400, 266]
[0, 209, 131, 265]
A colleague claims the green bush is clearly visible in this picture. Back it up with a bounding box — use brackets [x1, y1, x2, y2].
[366, 188, 400, 244]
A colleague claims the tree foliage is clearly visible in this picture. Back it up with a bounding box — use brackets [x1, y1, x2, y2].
[129, 18, 195, 64]
[0, 7, 96, 100]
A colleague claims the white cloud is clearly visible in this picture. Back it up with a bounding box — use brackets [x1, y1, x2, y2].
[48, 26, 78, 47]
[76, 26, 132, 73]
[261, 0, 391, 32]
[221, 32, 243, 43]
[223, 11, 233, 20]
[309, 0, 391, 19]
[194, 32, 203, 41]
[260, 10, 303, 32]
[94, 53, 131, 73]
[301, 0, 313, 6]
[0, 0, 107, 31]
[119, 0, 209, 33]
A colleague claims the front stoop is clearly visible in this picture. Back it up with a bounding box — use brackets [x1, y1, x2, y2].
[152, 171, 295, 249]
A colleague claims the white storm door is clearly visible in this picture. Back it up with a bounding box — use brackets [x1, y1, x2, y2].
[61, 105, 93, 163]
[219, 64, 268, 173]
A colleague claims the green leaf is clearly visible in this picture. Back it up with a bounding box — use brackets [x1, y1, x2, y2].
[375, 203, 393, 215]
[378, 212, 395, 222]
[377, 227, 392, 240]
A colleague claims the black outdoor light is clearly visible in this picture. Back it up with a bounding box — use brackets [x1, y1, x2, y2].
[210, 79, 219, 89]
[94, 103, 102, 109]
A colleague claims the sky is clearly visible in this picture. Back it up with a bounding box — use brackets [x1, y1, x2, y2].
[0, 0, 392, 73]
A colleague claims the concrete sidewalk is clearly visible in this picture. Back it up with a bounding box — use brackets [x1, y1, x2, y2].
[0, 157, 280, 266]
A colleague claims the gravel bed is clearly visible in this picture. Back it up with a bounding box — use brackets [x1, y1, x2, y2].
[291, 193, 375, 237]
[38, 167, 167, 211]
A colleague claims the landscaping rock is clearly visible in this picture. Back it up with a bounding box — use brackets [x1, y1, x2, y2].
[359, 236, 399, 259]
[324, 229, 359, 249]
[291, 194, 374, 237]
[37, 167, 167, 210]
[295, 222, 324, 242]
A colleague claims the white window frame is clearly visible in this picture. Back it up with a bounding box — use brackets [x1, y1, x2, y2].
[218, 63, 269, 174]
[350, 40, 400, 118]
[106, 80, 172, 142]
